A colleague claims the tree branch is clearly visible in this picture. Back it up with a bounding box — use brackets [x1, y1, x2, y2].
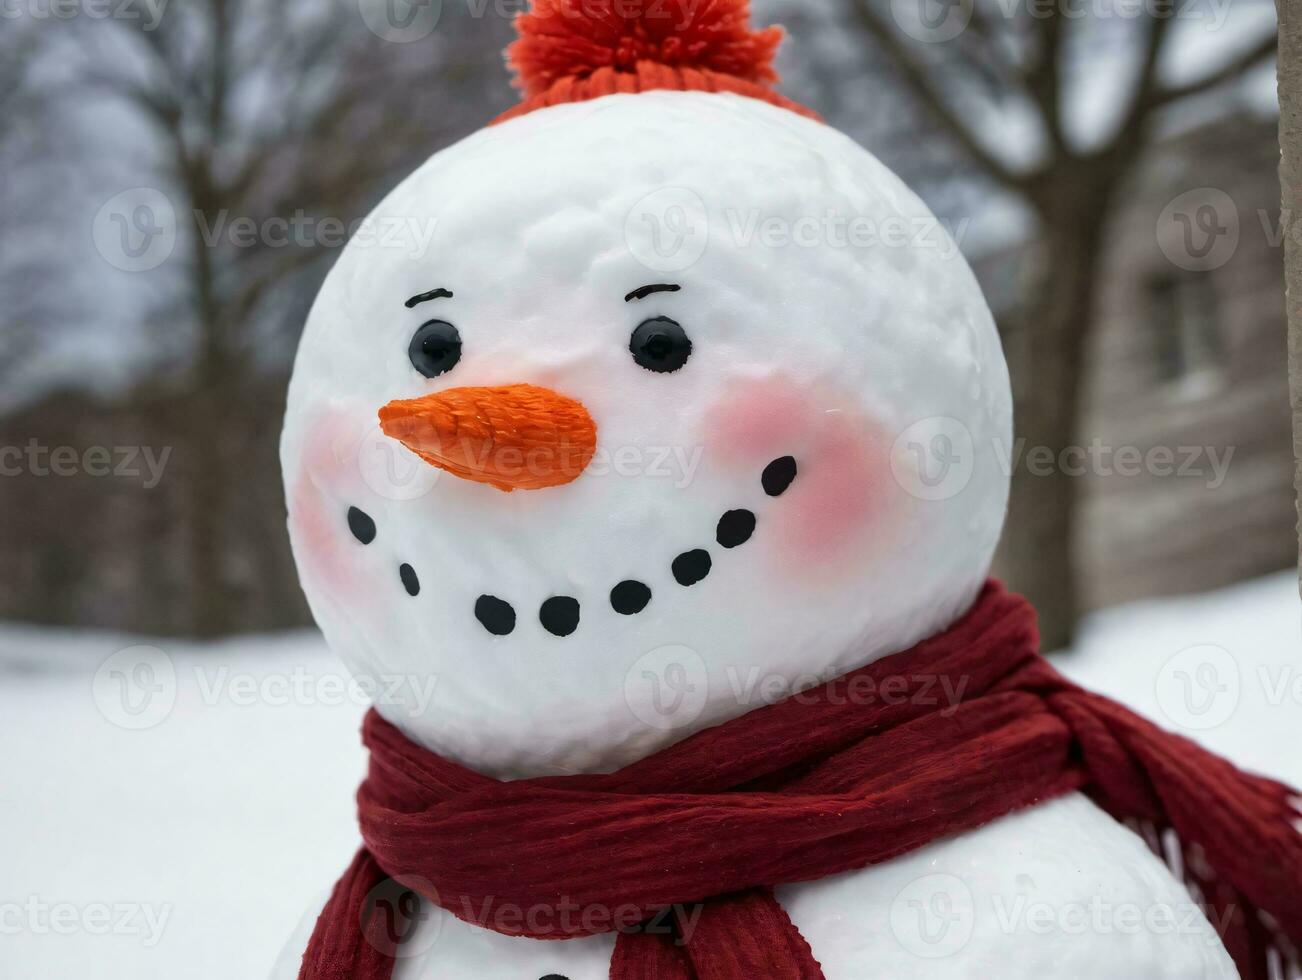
[1146, 32, 1276, 110]
[844, 0, 1027, 190]
[1023, 7, 1066, 154]
[1109, 10, 1174, 158]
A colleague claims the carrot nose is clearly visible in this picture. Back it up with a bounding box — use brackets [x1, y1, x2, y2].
[377, 383, 597, 492]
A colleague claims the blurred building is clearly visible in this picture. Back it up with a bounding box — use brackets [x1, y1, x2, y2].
[976, 113, 1294, 610]
[0, 377, 307, 634]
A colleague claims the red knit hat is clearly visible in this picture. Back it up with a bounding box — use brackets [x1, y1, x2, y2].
[494, 0, 819, 123]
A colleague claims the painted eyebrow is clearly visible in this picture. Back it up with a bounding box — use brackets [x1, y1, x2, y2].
[405, 287, 453, 308]
[624, 283, 681, 302]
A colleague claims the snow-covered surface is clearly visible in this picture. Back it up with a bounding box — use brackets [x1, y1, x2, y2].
[0, 631, 367, 980]
[1056, 572, 1302, 790]
[0, 570, 1297, 978]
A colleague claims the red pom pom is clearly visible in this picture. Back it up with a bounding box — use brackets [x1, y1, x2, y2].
[507, 0, 783, 97]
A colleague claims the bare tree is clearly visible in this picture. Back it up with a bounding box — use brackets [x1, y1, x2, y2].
[40, 0, 510, 635]
[1282, 0, 1302, 578]
[0, 20, 65, 398]
[841, 0, 1277, 647]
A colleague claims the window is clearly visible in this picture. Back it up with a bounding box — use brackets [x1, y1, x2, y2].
[1147, 273, 1225, 394]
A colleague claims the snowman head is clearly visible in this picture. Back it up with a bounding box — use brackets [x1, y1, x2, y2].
[281, 0, 1011, 778]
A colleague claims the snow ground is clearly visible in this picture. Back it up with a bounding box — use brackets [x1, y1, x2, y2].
[0, 572, 1298, 979]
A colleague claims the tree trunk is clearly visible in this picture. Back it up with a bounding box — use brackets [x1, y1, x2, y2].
[188, 0, 235, 638]
[1280, 0, 1302, 580]
[998, 188, 1110, 652]
[188, 199, 234, 638]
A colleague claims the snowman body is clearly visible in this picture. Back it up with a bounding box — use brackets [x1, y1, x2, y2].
[278, 92, 1235, 977]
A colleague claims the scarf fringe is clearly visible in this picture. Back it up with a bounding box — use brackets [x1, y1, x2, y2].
[1125, 816, 1302, 980]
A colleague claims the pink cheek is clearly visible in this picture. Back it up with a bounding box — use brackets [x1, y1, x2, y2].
[703, 379, 903, 577]
[289, 474, 357, 598]
[706, 379, 815, 468]
[287, 413, 368, 601]
[773, 425, 898, 570]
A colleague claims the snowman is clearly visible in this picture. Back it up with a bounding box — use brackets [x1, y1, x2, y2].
[274, 2, 1298, 978]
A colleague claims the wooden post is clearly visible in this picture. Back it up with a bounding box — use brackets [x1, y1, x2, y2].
[1282, 1, 1302, 582]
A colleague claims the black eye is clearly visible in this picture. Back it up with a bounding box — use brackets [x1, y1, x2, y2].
[630, 316, 691, 373]
[408, 319, 461, 378]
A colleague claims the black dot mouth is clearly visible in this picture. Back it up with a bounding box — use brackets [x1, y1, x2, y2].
[539, 596, 581, 637]
[347, 506, 377, 545]
[610, 579, 652, 615]
[716, 508, 756, 548]
[344, 456, 797, 638]
[671, 548, 712, 586]
[398, 563, 420, 597]
[762, 455, 798, 497]
[475, 594, 516, 636]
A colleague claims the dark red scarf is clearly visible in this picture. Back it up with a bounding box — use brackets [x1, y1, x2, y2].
[299, 582, 1301, 979]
